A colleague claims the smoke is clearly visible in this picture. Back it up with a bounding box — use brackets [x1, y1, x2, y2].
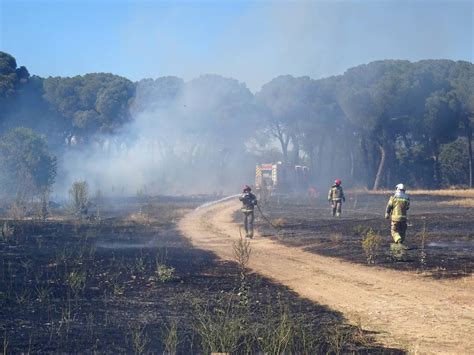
[56, 75, 257, 198]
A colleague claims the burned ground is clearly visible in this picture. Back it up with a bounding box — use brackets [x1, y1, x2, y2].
[248, 192, 473, 279]
[0, 197, 402, 353]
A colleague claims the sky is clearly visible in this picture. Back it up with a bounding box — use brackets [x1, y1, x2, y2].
[0, 0, 472, 91]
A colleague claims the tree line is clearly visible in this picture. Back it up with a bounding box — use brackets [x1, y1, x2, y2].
[1, 51, 472, 199]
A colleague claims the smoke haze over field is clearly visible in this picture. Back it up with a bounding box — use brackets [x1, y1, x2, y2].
[57, 75, 258, 197]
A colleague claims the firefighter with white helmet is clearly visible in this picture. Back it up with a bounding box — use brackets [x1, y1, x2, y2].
[239, 185, 257, 239]
[328, 179, 345, 216]
[385, 183, 411, 259]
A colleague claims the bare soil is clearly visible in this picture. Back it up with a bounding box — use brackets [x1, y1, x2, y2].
[0, 197, 400, 353]
[179, 195, 474, 354]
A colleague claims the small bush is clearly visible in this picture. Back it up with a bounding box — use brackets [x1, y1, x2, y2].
[69, 181, 89, 219]
[155, 264, 176, 282]
[66, 270, 87, 295]
[1, 222, 14, 242]
[361, 229, 382, 264]
[353, 225, 370, 237]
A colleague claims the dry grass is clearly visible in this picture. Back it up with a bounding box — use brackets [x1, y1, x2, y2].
[407, 189, 474, 197]
[272, 218, 287, 227]
[330, 233, 343, 243]
[351, 188, 474, 198]
[437, 198, 474, 208]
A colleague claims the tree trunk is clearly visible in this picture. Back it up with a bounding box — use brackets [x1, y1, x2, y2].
[372, 142, 386, 190]
[465, 117, 473, 188]
[308, 146, 316, 183]
[360, 136, 371, 188]
[276, 135, 289, 163]
[291, 135, 300, 166]
[432, 142, 441, 189]
[316, 135, 325, 178]
[350, 149, 355, 179]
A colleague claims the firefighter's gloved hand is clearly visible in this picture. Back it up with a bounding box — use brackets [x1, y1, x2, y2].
[253, 200, 257, 205]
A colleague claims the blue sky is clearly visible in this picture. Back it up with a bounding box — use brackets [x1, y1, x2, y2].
[0, 0, 472, 91]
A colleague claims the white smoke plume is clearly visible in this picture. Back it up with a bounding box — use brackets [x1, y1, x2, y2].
[56, 75, 258, 198]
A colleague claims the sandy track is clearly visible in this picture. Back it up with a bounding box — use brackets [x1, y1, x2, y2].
[178, 200, 474, 354]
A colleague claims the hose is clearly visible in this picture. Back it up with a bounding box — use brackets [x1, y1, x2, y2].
[256, 203, 281, 230]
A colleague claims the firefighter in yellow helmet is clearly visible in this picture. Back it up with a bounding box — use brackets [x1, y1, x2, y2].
[385, 184, 410, 259]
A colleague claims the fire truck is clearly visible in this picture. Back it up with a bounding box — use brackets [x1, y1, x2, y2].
[255, 162, 310, 197]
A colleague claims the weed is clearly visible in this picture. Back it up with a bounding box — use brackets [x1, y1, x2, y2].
[86, 312, 95, 335]
[330, 233, 343, 243]
[20, 259, 32, 273]
[58, 305, 75, 337]
[193, 298, 243, 354]
[36, 285, 52, 304]
[418, 219, 429, 272]
[9, 196, 28, 220]
[257, 305, 293, 354]
[95, 188, 103, 220]
[1, 222, 14, 242]
[130, 326, 149, 355]
[3, 330, 8, 355]
[36, 189, 50, 221]
[69, 180, 89, 219]
[156, 248, 169, 265]
[325, 323, 350, 354]
[350, 315, 370, 347]
[134, 256, 146, 275]
[55, 248, 70, 266]
[233, 234, 252, 304]
[353, 225, 370, 237]
[66, 270, 87, 295]
[361, 228, 382, 264]
[15, 288, 31, 305]
[155, 264, 176, 282]
[163, 320, 179, 354]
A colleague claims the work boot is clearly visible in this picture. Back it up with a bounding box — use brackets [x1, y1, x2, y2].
[336, 213, 341, 217]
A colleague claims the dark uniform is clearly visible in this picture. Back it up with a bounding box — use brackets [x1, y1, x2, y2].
[328, 184, 345, 216]
[239, 191, 257, 238]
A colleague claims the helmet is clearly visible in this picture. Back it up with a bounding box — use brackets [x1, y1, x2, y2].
[396, 183, 405, 191]
[334, 179, 341, 186]
[243, 185, 251, 192]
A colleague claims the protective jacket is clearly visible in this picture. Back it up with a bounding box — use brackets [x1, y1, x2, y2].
[328, 185, 345, 201]
[239, 192, 257, 213]
[385, 192, 410, 221]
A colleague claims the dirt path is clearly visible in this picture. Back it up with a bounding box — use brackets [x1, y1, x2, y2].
[178, 200, 474, 354]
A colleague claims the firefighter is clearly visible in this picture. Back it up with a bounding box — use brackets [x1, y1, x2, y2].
[385, 183, 410, 259]
[328, 179, 345, 216]
[239, 185, 257, 239]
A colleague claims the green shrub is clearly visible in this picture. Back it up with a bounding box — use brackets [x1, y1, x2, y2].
[361, 229, 382, 264]
[155, 264, 176, 282]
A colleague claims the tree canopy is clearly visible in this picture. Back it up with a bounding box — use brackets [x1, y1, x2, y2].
[0, 127, 57, 201]
[0, 51, 473, 191]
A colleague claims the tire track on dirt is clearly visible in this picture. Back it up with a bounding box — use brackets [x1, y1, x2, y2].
[178, 200, 474, 354]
